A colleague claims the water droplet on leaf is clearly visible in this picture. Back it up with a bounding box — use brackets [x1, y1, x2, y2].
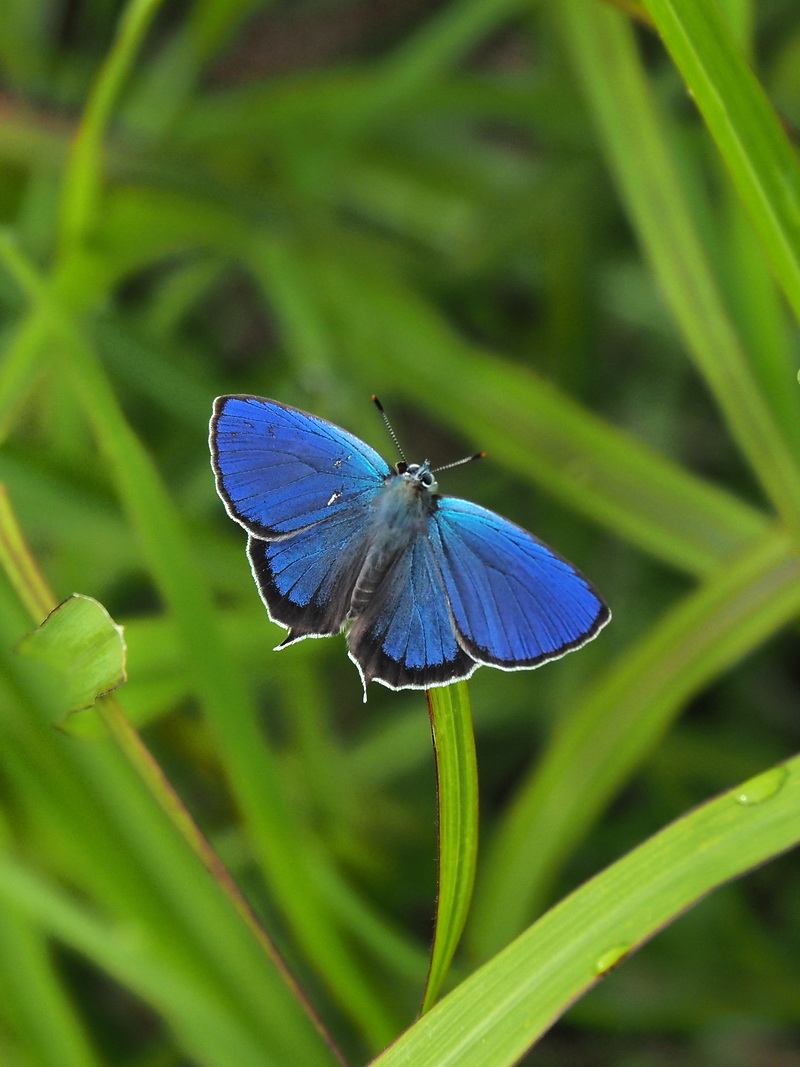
[735, 765, 788, 806]
[594, 944, 630, 976]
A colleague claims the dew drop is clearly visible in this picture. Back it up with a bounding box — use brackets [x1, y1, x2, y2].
[593, 944, 630, 976]
[735, 765, 789, 806]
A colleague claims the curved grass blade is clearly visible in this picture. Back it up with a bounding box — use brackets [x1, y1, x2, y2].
[256, 237, 768, 577]
[0, 894, 103, 1067]
[558, 0, 800, 529]
[0, 462, 347, 1065]
[0, 857, 285, 1067]
[422, 683, 479, 1013]
[642, 0, 800, 327]
[371, 753, 800, 1067]
[58, 0, 167, 253]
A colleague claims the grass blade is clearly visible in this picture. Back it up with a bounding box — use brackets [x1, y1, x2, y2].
[372, 752, 800, 1067]
[642, 0, 800, 324]
[422, 683, 479, 1012]
[558, 0, 800, 528]
[0, 901, 102, 1067]
[258, 238, 767, 576]
[0, 232, 383, 1051]
[58, 0, 166, 252]
[0, 858, 281, 1067]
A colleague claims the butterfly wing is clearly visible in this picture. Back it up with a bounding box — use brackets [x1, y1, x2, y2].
[346, 528, 475, 691]
[247, 511, 370, 639]
[429, 497, 610, 670]
[210, 395, 390, 640]
[210, 395, 390, 538]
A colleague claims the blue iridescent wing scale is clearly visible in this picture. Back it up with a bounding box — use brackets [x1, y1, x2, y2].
[210, 395, 390, 538]
[429, 497, 609, 670]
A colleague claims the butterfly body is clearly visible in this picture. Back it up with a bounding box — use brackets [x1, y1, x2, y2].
[211, 395, 609, 696]
[349, 467, 435, 618]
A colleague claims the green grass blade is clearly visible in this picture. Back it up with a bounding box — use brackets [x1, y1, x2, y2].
[722, 195, 800, 456]
[0, 310, 51, 443]
[642, 0, 800, 325]
[0, 483, 56, 620]
[372, 752, 800, 1067]
[0, 507, 320, 1033]
[558, 1, 800, 529]
[422, 683, 479, 1013]
[0, 857, 283, 1067]
[0, 901, 102, 1067]
[470, 526, 800, 956]
[58, 0, 166, 253]
[0, 566, 345, 1067]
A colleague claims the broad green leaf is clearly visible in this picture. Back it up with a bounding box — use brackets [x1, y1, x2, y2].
[17, 593, 126, 718]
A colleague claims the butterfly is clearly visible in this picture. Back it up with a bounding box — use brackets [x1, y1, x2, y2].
[210, 395, 610, 697]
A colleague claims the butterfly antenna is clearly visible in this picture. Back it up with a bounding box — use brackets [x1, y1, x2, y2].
[372, 395, 407, 462]
[434, 452, 486, 474]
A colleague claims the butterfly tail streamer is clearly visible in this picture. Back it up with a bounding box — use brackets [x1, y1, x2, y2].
[421, 681, 479, 1013]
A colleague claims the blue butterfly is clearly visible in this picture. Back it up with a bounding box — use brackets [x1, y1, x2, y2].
[210, 395, 610, 696]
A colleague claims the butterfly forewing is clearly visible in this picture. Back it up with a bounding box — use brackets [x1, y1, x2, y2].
[211, 395, 390, 538]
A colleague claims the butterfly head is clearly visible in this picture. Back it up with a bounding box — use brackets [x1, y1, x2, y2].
[396, 460, 438, 494]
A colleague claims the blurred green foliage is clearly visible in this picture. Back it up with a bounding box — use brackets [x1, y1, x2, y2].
[1, 0, 800, 1064]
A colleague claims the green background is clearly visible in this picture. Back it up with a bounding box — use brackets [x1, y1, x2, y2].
[1, 0, 800, 1064]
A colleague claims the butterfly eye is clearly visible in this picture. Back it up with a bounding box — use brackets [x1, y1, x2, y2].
[404, 463, 435, 488]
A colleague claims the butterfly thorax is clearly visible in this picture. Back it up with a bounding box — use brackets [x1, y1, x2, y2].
[347, 463, 439, 620]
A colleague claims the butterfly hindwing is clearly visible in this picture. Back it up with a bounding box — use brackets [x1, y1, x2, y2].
[430, 497, 609, 669]
[211, 395, 390, 538]
[247, 504, 370, 639]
